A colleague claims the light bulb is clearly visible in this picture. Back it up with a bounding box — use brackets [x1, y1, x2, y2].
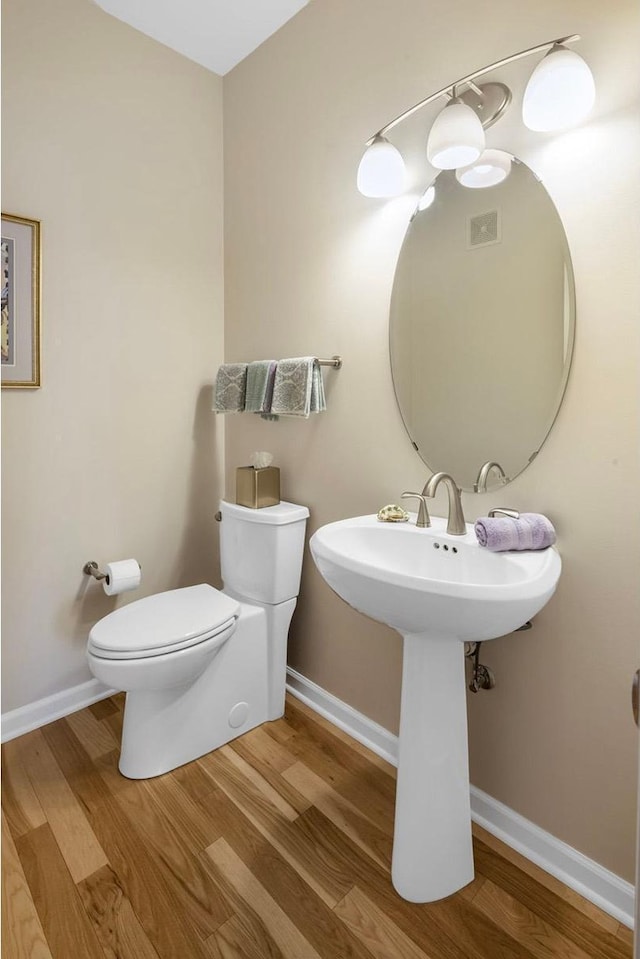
[456, 149, 512, 188]
[357, 136, 407, 197]
[523, 45, 595, 132]
[426, 100, 485, 170]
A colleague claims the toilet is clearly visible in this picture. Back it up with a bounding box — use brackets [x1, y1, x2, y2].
[86, 500, 309, 779]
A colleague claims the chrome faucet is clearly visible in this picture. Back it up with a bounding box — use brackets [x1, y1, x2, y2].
[423, 472, 466, 535]
[475, 460, 507, 493]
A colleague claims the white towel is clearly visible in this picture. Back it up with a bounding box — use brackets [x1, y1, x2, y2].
[271, 357, 326, 418]
[212, 363, 247, 412]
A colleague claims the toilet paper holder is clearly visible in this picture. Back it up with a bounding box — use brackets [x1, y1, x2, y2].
[83, 558, 142, 598]
[83, 561, 109, 582]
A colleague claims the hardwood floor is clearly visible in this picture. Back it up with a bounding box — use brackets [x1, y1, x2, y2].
[2, 693, 633, 959]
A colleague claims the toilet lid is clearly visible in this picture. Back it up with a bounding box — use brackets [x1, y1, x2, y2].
[88, 584, 240, 658]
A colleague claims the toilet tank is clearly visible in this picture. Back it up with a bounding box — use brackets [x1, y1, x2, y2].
[220, 500, 310, 605]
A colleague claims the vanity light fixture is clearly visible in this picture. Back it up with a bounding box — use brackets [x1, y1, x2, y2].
[455, 149, 512, 189]
[426, 98, 485, 169]
[417, 184, 436, 210]
[357, 34, 594, 198]
[356, 134, 407, 198]
[522, 44, 596, 132]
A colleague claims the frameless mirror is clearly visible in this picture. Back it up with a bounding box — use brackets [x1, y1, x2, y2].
[389, 157, 575, 492]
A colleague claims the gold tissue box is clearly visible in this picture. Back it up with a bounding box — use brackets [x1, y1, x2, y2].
[236, 466, 280, 509]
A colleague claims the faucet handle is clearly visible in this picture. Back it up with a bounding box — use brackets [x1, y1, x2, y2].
[401, 492, 431, 528]
[488, 507, 520, 519]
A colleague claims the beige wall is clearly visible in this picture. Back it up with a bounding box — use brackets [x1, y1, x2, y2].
[1, 0, 225, 710]
[224, 0, 640, 881]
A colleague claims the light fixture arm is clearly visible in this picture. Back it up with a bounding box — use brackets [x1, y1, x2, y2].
[365, 34, 580, 145]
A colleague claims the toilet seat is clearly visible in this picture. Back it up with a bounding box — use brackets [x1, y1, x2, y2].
[88, 584, 240, 661]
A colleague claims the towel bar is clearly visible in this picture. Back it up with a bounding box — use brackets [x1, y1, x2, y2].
[317, 355, 342, 369]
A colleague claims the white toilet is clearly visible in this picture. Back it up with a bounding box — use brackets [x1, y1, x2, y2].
[86, 500, 309, 779]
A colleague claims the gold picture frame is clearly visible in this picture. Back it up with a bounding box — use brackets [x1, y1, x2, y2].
[2, 213, 41, 388]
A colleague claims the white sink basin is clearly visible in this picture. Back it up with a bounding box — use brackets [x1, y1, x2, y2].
[309, 514, 561, 640]
[309, 513, 561, 905]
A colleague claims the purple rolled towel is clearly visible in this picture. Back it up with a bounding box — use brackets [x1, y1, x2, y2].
[475, 513, 556, 551]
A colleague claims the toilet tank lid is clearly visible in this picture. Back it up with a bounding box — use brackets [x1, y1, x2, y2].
[221, 500, 309, 525]
[89, 584, 240, 654]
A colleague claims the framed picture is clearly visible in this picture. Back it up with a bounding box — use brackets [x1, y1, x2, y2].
[2, 213, 41, 388]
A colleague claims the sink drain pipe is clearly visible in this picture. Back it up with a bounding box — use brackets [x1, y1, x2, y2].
[464, 621, 532, 693]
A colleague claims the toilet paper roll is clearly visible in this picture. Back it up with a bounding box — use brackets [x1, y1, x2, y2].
[103, 559, 141, 596]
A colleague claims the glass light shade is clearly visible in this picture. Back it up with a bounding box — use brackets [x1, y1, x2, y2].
[456, 149, 512, 188]
[357, 136, 407, 197]
[426, 100, 485, 170]
[523, 46, 595, 132]
[417, 185, 436, 210]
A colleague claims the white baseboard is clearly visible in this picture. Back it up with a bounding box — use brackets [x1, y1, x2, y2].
[469, 785, 635, 929]
[1, 678, 117, 743]
[286, 666, 399, 766]
[286, 667, 635, 929]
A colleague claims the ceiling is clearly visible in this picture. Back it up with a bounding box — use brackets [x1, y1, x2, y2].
[93, 0, 310, 75]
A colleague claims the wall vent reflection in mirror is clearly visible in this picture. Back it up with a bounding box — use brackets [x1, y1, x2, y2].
[468, 210, 500, 248]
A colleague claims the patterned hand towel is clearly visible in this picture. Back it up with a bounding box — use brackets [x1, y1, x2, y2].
[244, 359, 279, 420]
[475, 513, 556, 551]
[212, 363, 248, 413]
[310, 359, 326, 414]
[271, 357, 326, 417]
[261, 360, 279, 420]
[245, 360, 277, 412]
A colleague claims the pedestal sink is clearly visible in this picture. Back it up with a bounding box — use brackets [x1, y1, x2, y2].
[309, 514, 561, 903]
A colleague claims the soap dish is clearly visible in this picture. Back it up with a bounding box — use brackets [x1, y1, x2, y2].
[377, 504, 409, 523]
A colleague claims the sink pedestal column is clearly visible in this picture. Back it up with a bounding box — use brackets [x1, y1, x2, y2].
[391, 632, 474, 902]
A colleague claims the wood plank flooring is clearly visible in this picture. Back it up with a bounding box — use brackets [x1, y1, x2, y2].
[2, 693, 633, 959]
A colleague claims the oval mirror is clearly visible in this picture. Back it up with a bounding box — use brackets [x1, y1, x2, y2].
[389, 156, 575, 493]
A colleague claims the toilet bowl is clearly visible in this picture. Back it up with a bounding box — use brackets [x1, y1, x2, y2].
[87, 500, 309, 779]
